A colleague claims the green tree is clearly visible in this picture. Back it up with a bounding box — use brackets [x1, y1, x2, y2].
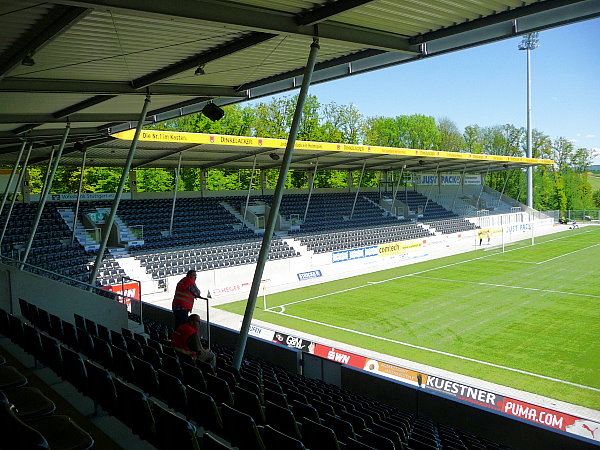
[436, 117, 464, 152]
[135, 168, 174, 192]
[463, 125, 484, 154]
[552, 137, 574, 173]
[85, 167, 124, 192]
[320, 102, 363, 144]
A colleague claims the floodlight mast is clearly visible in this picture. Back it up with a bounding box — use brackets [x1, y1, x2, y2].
[518, 32, 539, 209]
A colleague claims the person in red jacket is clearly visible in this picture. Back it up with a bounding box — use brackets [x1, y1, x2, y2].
[171, 314, 216, 369]
[172, 269, 203, 329]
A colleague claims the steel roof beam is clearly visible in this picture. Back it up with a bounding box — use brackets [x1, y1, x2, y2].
[239, 48, 385, 91]
[0, 5, 89, 80]
[2, 127, 105, 143]
[0, 113, 151, 124]
[317, 154, 383, 170]
[26, 136, 114, 165]
[62, 0, 416, 53]
[200, 148, 275, 169]
[0, 78, 245, 97]
[297, 0, 379, 26]
[133, 144, 201, 168]
[262, 151, 339, 170]
[53, 95, 118, 119]
[410, 0, 589, 45]
[131, 32, 276, 89]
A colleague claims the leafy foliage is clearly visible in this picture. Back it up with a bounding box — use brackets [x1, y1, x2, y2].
[20, 94, 597, 209]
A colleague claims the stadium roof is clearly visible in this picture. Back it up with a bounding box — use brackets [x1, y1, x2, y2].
[45, 129, 551, 174]
[0, 0, 598, 163]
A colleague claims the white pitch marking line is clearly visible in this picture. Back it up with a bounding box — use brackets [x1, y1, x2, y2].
[266, 309, 600, 393]
[410, 275, 600, 299]
[484, 259, 538, 264]
[536, 242, 600, 264]
[273, 229, 597, 311]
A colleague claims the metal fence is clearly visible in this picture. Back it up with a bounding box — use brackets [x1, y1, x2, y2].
[542, 210, 599, 222]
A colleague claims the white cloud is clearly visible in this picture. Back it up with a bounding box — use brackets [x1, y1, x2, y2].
[584, 134, 595, 138]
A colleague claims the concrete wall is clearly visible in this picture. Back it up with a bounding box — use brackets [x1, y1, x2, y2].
[0, 262, 128, 330]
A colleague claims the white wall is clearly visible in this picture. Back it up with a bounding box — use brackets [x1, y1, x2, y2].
[0, 263, 128, 330]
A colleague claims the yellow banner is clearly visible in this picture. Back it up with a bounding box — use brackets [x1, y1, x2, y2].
[111, 130, 553, 165]
[363, 359, 426, 386]
[378, 239, 423, 257]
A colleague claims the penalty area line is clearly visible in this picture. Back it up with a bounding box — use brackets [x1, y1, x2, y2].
[274, 229, 596, 311]
[265, 309, 600, 393]
[410, 275, 600, 299]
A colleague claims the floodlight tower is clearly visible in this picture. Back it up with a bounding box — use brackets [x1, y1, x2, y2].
[518, 32, 539, 209]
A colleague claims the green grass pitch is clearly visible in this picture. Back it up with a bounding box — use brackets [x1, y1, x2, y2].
[217, 227, 600, 410]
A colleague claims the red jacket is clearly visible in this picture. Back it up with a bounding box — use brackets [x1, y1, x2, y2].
[171, 323, 197, 356]
[172, 276, 196, 310]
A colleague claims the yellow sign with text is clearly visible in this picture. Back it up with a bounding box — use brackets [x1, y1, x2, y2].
[111, 130, 553, 165]
[378, 239, 423, 257]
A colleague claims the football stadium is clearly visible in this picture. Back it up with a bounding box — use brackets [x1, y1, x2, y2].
[1, 1, 599, 450]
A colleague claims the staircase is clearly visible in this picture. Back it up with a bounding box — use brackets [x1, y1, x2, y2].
[95, 208, 144, 248]
[56, 208, 100, 251]
[220, 201, 262, 234]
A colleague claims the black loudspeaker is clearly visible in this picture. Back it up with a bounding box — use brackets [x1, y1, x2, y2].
[202, 103, 225, 121]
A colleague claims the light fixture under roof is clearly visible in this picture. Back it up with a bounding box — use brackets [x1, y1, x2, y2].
[194, 65, 205, 76]
[202, 102, 225, 121]
[21, 54, 35, 67]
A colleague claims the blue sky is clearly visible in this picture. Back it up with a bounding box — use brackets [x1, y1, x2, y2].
[273, 17, 600, 164]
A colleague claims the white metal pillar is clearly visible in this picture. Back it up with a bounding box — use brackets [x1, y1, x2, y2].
[20, 124, 70, 269]
[243, 156, 258, 223]
[89, 94, 151, 286]
[169, 152, 184, 236]
[71, 148, 87, 243]
[0, 143, 33, 252]
[303, 158, 319, 223]
[233, 38, 320, 370]
[350, 161, 366, 219]
[0, 141, 26, 217]
[526, 47, 533, 208]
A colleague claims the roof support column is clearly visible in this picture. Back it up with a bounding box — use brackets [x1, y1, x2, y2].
[476, 165, 491, 211]
[20, 124, 70, 269]
[452, 165, 467, 210]
[423, 163, 440, 215]
[200, 170, 207, 196]
[349, 161, 366, 219]
[71, 148, 87, 243]
[498, 170, 510, 207]
[259, 170, 266, 194]
[233, 38, 320, 370]
[391, 164, 406, 215]
[169, 151, 183, 236]
[243, 156, 258, 224]
[0, 143, 33, 253]
[303, 158, 319, 223]
[0, 141, 26, 217]
[89, 93, 151, 286]
[41, 147, 57, 194]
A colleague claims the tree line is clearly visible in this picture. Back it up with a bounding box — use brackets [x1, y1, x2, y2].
[24, 94, 599, 210]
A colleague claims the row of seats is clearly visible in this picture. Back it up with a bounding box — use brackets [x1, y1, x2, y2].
[0, 329, 95, 449]
[1, 203, 129, 287]
[297, 223, 434, 253]
[424, 218, 478, 235]
[136, 238, 300, 277]
[6, 296, 514, 450]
